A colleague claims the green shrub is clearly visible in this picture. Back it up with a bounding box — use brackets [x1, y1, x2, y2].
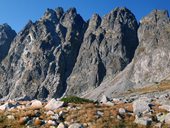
[61, 96, 93, 104]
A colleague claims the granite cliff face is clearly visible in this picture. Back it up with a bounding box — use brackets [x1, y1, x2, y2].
[84, 9, 170, 100]
[130, 10, 170, 85]
[0, 7, 169, 100]
[0, 7, 86, 99]
[66, 7, 138, 96]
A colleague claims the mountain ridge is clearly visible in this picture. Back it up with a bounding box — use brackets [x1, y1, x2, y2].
[0, 7, 169, 100]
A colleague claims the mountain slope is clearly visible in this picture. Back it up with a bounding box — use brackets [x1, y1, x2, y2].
[84, 9, 170, 100]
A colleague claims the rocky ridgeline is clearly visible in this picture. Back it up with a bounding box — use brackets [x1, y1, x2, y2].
[0, 93, 170, 128]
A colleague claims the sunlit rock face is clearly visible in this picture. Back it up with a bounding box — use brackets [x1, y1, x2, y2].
[130, 10, 170, 85]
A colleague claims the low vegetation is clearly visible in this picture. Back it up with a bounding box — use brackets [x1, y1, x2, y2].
[61, 96, 94, 104]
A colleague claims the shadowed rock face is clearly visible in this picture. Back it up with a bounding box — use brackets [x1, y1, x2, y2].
[0, 7, 86, 99]
[0, 24, 16, 62]
[66, 7, 139, 96]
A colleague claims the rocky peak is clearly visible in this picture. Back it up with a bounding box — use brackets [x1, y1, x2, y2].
[55, 7, 64, 19]
[60, 7, 85, 29]
[67, 7, 77, 15]
[140, 9, 169, 25]
[41, 8, 58, 23]
[0, 23, 16, 62]
[101, 7, 138, 31]
[87, 13, 101, 31]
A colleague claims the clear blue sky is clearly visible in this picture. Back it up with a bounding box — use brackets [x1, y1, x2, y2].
[0, 0, 169, 32]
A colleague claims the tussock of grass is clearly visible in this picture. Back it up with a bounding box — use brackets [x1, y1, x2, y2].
[61, 96, 94, 104]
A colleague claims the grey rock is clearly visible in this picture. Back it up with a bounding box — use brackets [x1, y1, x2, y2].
[68, 123, 84, 128]
[130, 9, 170, 85]
[0, 24, 16, 62]
[47, 120, 57, 126]
[0, 7, 86, 99]
[0, 102, 19, 111]
[66, 7, 138, 96]
[50, 114, 59, 120]
[30, 100, 42, 109]
[57, 122, 66, 128]
[46, 110, 55, 115]
[133, 97, 151, 115]
[96, 111, 104, 116]
[45, 98, 64, 110]
[117, 115, 123, 120]
[159, 105, 170, 112]
[135, 116, 152, 126]
[156, 113, 166, 123]
[104, 101, 114, 106]
[165, 113, 170, 124]
[100, 95, 109, 103]
[7, 115, 15, 120]
[84, 9, 170, 100]
[119, 108, 126, 115]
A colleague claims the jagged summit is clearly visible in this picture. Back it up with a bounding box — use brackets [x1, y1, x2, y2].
[140, 9, 169, 24]
[0, 23, 16, 62]
[55, 7, 64, 19]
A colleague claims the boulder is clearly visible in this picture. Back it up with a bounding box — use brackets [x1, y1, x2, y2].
[159, 105, 170, 112]
[7, 115, 15, 120]
[133, 98, 151, 115]
[100, 95, 109, 103]
[46, 110, 55, 115]
[30, 100, 42, 109]
[119, 108, 126, 115]
[156, 113, 166, 123]
[47, 120, 57, 126]
[57, 122, 66, 128]
[104, 101, 114, 106]
[68, 123, 84, 128]
[165, 113, 170, 124]
[45, 99, 64, 110]
[135, 116, 152, 126]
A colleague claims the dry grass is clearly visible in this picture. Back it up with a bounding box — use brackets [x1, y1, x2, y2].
[125, 80, 170, 96]
[64, 102, 137, 127]
[0, 98, 169, 128]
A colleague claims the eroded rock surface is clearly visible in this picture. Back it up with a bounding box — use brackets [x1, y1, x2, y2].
[0, 7, 86, 99]
[66, 7, 138, 96]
